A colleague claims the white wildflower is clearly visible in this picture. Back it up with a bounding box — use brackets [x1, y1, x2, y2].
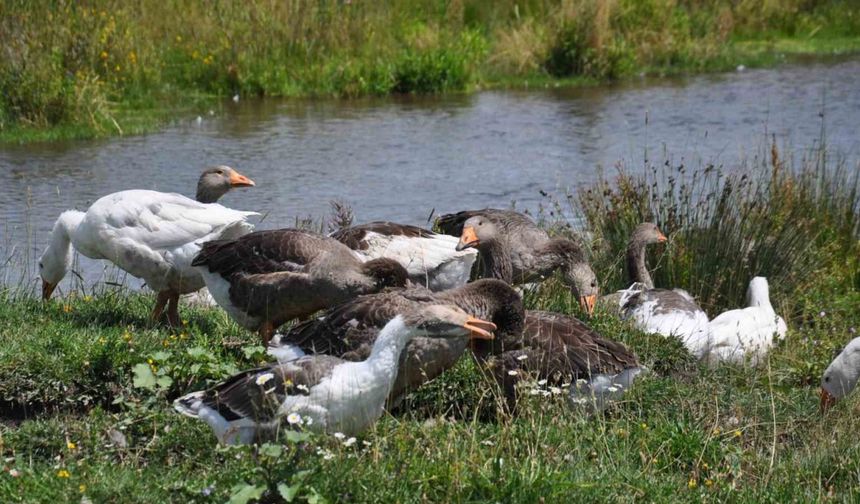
[8, 469, 20, 477]
[362, 440, 372, 447]
[570, 397, 589, 405]
[481, 440, 495, 446]
[820, 311, 826, 317]
[516, 354, 528, 361]
[305, 417, 314, 426]
[537, 379, 548, 386]
[507, 370, 519, 376]
[323, 451, 335, 461]
[549, 387, 562, 395]
[286, 413, 303, 425]
[576, 378, 588, 385]
[529, 389, 541, 396]
[255, 373, 275, 386]
[296, 384, 309, 393]
[541, 390, 551, 397]
[333, 432, 346, 440]
[343, 437, 357, 447]
[607, 386, 620, 393]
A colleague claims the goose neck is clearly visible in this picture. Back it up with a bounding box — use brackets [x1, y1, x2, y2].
[479, 240, 513, 283]
[626, 239, 653, 289]
[365, 316, 415, 378]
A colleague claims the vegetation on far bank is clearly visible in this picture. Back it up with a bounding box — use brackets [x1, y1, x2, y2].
[2, 0, 860, 143]
[1, 140, 859, 501]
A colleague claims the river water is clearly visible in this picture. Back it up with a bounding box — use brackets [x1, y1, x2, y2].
[1, 57, 859, 292]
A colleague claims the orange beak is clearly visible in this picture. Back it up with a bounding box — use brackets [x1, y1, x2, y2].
[656, 231, 668, 243]
[42, 280, 57, 300]
[456, 226, 479, 251]
[229, 170, 255, 188]
[820, 387, 837, 413]
[464, 316, 496, 340]
[579, 294, 596, 316]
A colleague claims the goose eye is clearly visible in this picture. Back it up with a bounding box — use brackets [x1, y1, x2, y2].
[216, 170, 223, 175]
[38, 261, 43, 268]
[591, 281, 597, 287]
[825, 376, 831, 382]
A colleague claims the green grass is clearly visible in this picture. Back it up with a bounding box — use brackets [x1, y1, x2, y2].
[2, 139, 860, 501]
[2, 0, 860, 143]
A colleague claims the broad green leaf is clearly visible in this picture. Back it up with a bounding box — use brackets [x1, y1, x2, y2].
[259, 443, 282, 458]
[132, 363, 156, 390]
[277, 482, 301, 502]
[151, 351, 171, 361]
[228, 483, 265, 504]
[285, 430, 310, 443]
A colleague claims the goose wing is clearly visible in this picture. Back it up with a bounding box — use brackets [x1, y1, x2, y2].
[176, 356, 343, 422]
[277, 288, 432, 358]
[192, 229, 335, 276]
[92, 190, 258, 251]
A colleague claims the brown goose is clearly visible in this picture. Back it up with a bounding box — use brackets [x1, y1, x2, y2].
[331, 221, 477, 291]
[174, 304, 496, 443]
[271, 279, 524, 406]
[271, 278, 640, 413]
[39, 166, 257, 326]
[489, 310, 642, 413]
[436, 209, 598, 315]
[606, 223, 710, 357]
[191, 229, 409, 344]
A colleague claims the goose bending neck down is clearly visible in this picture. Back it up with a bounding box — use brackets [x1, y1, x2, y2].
[174, 305, 496, 444]
[450, 211, 598, 315]
[820, 337, 860, 412]
[39, 167, 257, 326]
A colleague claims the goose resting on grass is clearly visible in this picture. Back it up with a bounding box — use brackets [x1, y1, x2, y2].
[174, 304, 496, 443]
[608, 223, 710, 357]
[820, 336, 860, 412]
[487, 310, 643, 414]
[39, 167, 257, 326]
[703, 277, 787, 366]
[270, 279, 524, 406]
[191, 229, 409, 345]
[436, 209, 599, 315]
[331, 221, 477, 291]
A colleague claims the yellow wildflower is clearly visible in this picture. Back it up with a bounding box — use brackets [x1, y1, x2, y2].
[57, 469, 71, 478]
[147, 358, 154, 365]
[83, 295, 92, 302]
[79, 484, 87, 493]
[63, 305, 72, 313]
[687, 478, 697, 489]
[734, 429, 742, 438]
[115, 64, 121, 72]
[128, 51, 137, 64]
[100, 51, 108, 60]
[67, 441, 76, 450]
[175, 35, 182, 42]
[705, 479, 713, 487]
[640, 422, 648, 430]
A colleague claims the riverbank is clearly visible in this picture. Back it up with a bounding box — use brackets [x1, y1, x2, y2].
[1, 142, 859, 501]
[2, 0, 860, 144]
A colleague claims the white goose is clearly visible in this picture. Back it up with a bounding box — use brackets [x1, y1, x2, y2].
[174, 304, 496, 444]
[703, 277, 787, 366]
[330, 221, 477, 291]
[39, 167, 258, 325]
[820, 337, 860, 412]
[610, 223, 710, 357]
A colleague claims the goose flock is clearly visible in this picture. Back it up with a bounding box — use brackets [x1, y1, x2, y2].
[38, 167, 854, 444]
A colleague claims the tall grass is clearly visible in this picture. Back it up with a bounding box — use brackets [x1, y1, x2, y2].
[2, 0, 859, 139]
[570, 138, 860, 317]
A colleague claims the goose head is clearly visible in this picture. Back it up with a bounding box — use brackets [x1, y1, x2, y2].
[455, 216, 499, 251]
[404, 304, 496, 341]
[630, 222, 667, 247]
[361, 258, 409, 290]
[195, 166, 255, 203]
[39, 210, 84, 300]
[543, 240, 599, 316]
[820, 337, 860, 412]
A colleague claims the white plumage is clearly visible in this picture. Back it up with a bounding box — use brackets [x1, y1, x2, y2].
[617, 282, 711, 358]
[39, 190, 258, 323]
[331, 223, 477, 291]
[703, 277, 787, 366]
